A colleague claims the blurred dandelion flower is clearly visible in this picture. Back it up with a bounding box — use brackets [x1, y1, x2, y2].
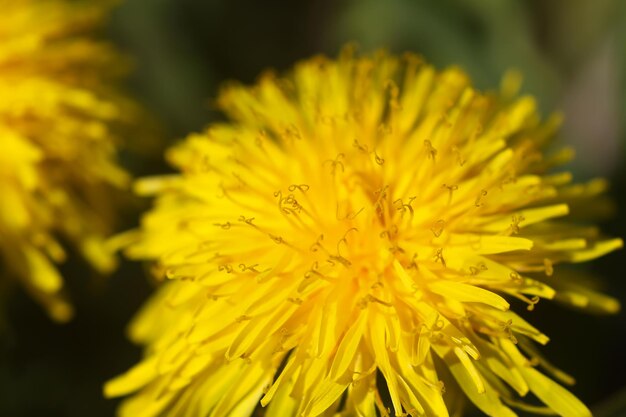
[0, 0, 133, 322]
[106, 48, 621, 416]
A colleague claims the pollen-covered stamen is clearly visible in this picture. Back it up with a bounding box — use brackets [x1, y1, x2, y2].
[430, 219, 446, 238]
[510, 271, 523, 283]
[374, 151, 385, 166]
[270, 189, 324, 239]
[452, 146, 467, 167]
[543, 258, 554, 276]
[475, 189, 488, 207]
[393, 197, 416, 218]
[238, 215, 256, 225]
[424, 140, 437, 161]
[352, 138, 370, 153]
[501, 320, 519, 344]
[213, 221, 231, 229]
[309, 234, 327, 254]
[442, 183, 459, 205]
[274, 191, 302, 215]
[288, 184, 310, 192]
[500, 213, 527, 236]
[335, 204, 365, 221]
[335, 227, 359, 261]
[433, 248, 446, 267]
[373, 185, 390, 208]
[268, 234, 284, 244]
[324, 153, 345, 175]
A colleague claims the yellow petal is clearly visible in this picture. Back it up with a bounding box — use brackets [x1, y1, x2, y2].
[329, 311, 367, 380]
[520, 367, 591, 417]
[429, 280, 510, 311]
[104, 357, 158, 398]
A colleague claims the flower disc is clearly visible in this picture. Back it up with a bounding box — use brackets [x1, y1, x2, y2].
[107, 48, 621, 417]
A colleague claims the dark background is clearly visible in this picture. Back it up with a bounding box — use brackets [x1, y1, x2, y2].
[1, 1, 625, 416]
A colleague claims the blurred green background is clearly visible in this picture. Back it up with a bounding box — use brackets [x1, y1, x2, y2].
[1, 0, 625, 416]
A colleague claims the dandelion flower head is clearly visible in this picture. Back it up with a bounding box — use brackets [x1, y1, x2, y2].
[0, 0, 132, 321]
[106, 48, 621, 417]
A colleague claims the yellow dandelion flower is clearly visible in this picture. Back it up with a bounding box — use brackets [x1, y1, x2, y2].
[0, 0, 132, 321]
[105, 48, 621, 417]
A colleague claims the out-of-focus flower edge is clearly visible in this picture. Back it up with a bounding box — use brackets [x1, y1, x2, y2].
[0, 0, 135, 322]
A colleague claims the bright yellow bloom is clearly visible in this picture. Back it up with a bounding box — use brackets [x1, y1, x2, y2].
[0, 0, 132, 321]
[106, 48, 621, 417]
